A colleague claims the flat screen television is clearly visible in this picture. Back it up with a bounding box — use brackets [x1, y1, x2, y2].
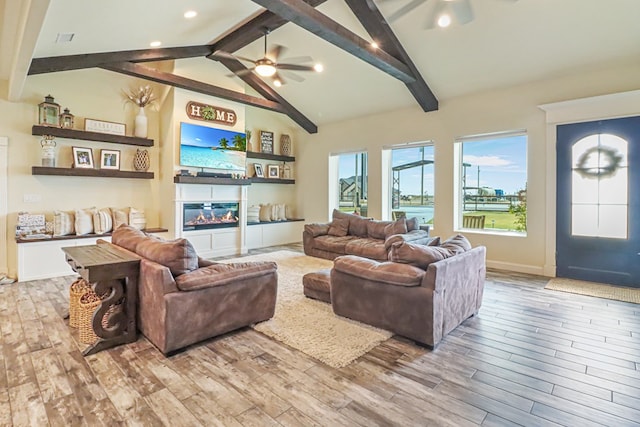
[179, 122, 246, 172]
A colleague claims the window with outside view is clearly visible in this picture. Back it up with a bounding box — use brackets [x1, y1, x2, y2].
[390, 144, 434, 225]
[337, 152, 368, 216]
[456, 132, 527, 233]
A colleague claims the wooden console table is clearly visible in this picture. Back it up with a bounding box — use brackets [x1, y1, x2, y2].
[62, 242, 140, 356]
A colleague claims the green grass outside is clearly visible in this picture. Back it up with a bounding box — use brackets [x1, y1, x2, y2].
[465, 211, 518, 230]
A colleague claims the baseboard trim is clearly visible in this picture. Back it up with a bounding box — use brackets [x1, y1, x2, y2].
[486, 260, 548, 277]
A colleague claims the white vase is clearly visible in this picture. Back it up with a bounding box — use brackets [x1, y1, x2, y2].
[134, 106, 147, 138]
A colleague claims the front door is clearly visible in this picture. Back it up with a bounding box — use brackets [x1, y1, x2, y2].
[556, 116, 640, 287]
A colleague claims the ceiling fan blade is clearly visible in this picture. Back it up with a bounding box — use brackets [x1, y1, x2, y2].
[267, 44, 287, 61]
[210, 50, 256, 64]
[278, 55, 313, 65]
[280, 70, 305, 83]
[450, 0, 474, 25]
[277, 64, 315, 72]
[387, 0, 427, 22]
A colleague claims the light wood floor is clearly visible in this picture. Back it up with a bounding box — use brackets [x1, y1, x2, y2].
[1, 244, 639, 426]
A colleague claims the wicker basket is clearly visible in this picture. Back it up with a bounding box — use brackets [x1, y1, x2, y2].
[69, 278, 91, 328]
[78, 291, 102, 344]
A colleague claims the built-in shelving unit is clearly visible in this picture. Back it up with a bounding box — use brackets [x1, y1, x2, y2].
[32, 125, 154, 147]
[32, 166, 154, 179]
[246, 151, 294, 162]
[247, 218, 304, 226]
[16, 228, 168, 243]
[250, 177, 295, 184]
[173, 176, 251, 185]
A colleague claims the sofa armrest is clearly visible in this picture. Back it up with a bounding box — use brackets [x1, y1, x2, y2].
[175, 261, 278, 291]
[140, 259, 179, 295]
[423, 246, 486, 293]
[384, 229, 430, 250]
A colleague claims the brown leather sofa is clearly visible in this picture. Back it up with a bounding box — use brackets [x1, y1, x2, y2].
[109, 225, 278, 354]
[303, 209, 430, 261]
[330, 235, 486, 347]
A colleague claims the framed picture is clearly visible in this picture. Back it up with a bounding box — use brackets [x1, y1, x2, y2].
[267, 164, 280, 179]
[254, 163, 264, 178]
[260, 130, 274, 154]
[72, 147, 94, 168]
[100, 149, 121, 170]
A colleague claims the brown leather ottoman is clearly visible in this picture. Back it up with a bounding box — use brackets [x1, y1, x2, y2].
[303, 269, 331, 303]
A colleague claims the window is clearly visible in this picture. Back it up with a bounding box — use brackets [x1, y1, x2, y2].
[389, 144, 434, 225]
[455, 131, 527, 233]
[571, 133, 627, 239]
[333, 152, 368, 216]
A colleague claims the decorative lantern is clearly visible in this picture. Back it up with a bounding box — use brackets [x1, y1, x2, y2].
[40, 135, 56, 167]
[38, 95, 60, 127]
[59, 107, 74, 129]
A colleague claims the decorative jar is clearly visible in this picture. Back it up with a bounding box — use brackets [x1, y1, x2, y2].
[40, 135, 56, 167]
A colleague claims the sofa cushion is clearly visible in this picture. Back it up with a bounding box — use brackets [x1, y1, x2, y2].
[136, 236, 198, 277]
[112, 224, 147, 252]
[175, 261, 277, 291]
[441, 234, 472, 255]
[348, 215, 371, 237]
[345, 238, 387, 261]
[314, 235, 358, 253]
[388, 241, 455, 269]
[328, 217, 350, 237]
[384, 218, 408, 238]
[333, 255, 424, 287]
[367, 220, 392, 240]
[305, 223, 329, 237]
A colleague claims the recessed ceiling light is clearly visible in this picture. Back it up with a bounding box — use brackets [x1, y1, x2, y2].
[371, 41, 379, 49]
[314, 63, 324, 73]
[184, 10, 197, 19]
[55, 33, 75, 43]
[150, 41, 162, 47]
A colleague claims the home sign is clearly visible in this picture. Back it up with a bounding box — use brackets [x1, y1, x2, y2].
[186, 101, 237, 126]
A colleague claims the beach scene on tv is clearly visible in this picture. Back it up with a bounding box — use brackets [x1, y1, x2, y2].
[179, 122, 247, 172]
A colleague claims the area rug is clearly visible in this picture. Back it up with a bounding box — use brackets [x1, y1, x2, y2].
[545, 277, 640, 304]
[223, 251, 393, 368]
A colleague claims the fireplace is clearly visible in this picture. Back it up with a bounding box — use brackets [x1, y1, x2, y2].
[183, 202, 239, 231]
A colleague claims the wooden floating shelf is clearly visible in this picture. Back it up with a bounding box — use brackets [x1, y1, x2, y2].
[32, 166, 154, 179]
[246, 151, 295, 162]
[32, 125, 154, 147]
[247, 218, 305, 226]
[250, 177, 295, 184]
[173, 176, 252, 185]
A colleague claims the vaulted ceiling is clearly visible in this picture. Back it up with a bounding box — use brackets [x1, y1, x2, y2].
[2, 0, 640, 133]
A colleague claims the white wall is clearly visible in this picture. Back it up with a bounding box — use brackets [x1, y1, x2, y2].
[295, 60, 640, 275]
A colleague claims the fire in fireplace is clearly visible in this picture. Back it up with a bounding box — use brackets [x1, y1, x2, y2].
[183, 202, 239, 231]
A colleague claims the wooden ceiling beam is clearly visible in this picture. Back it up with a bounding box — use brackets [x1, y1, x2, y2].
[250, 0, 415, 83]
[28, 45, 214, 75]
[99, 62, 287, 113]
[211, 0, 327, 53]
[216, 57, 317, 133]
[343, 0, 438, 112]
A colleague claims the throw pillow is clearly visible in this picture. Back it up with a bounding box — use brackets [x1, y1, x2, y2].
[428, 236, 441, 246]
[136, 237, 199, 277]
[112, 224, 146, 252]
[53, 210, 75, 236]
[129, 207, 147, 230]
[406, 217, 419, 231]
[75, 207, 97, 235]
[247, 205, 260, 223]
[275, 204, 287, 221]
[384, 217, 408, 238]
[93, 208, 113, 234]
[305, 223, 330, 237]
[111, 207, 129, 229]
[259, 204, 272, 222]
[328, 217, 349, 237]
[367, 220, 392, 240]
[388, 241, 454, 269]
[441, 234, 472, 255]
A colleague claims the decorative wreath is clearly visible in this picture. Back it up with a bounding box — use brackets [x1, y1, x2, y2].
[575, 146, 622, 178]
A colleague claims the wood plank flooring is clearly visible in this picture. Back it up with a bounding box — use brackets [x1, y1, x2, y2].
[1, 244, 639, 426]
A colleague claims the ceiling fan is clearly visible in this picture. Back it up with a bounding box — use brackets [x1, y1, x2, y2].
[210, 30, 323, 87]
[368, 0, 518, 29]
